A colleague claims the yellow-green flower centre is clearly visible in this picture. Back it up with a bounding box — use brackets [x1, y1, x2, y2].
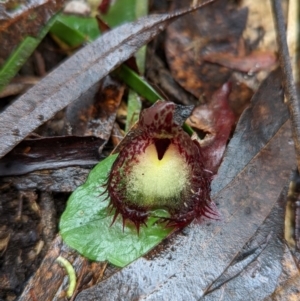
[126, 142, 190, 208]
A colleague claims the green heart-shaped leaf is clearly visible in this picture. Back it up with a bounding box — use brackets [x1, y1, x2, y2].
[60, 154, 172, 267]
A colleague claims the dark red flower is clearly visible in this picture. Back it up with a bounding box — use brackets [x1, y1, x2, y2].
[106, 101, 216, 232]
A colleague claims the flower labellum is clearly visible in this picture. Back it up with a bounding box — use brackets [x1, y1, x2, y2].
[106, 101, 215, 232]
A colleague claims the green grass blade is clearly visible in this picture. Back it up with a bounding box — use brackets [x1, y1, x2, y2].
[0, 15, 57, 92]
[117, 64, 163, 102]
[50, 14, 101, 46]
[125, 90, 142, 131]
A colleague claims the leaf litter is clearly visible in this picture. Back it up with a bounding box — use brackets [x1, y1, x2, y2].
[0, 1, 216, 159]
[1, 1, 241, 298]
[75, 66, 295, 301]
[1, 1, 298, 298]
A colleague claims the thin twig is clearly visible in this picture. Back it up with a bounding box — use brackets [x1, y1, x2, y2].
[287, 0, 299, 82]
[272, 0, 300, 171]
